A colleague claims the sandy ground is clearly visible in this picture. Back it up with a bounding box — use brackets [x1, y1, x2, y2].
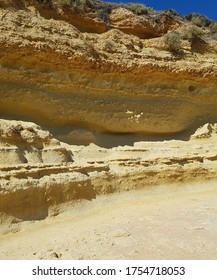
[0, 180, 217, 260]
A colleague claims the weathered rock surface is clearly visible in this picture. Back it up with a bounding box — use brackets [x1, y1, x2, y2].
[109, 8, 179, 39]
[1, 119, 217, 223]
[0, 2, 217, 136]
[0, 119, 73, 165]
[0, 0, 180, 38]
[0, 1, 217, 228]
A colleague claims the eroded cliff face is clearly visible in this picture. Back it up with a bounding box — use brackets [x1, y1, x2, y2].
[1, 118, 217, 224]
[1, 1, 217, 224]
[0, 3, 217, 137]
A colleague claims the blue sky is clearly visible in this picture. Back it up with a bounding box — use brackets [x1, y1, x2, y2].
[107, 0, 217, 22]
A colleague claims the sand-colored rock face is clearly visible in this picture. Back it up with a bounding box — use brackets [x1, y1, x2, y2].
[1, 1, 217, 253]
[0, 3, 217, 136]
[110, 8, 178, 39]
[1, 118, 217, 223]
[0, 119, 73, 165]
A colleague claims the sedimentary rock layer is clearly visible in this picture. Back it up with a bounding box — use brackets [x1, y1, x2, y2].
[0, 4, 217, 136]
[1, 119, 217, 222]
[1, 2, 217, 225]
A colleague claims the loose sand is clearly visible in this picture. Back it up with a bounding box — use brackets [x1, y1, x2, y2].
[1, 180, 217, 260]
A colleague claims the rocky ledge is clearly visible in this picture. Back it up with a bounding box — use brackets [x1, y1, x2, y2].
[1, 119, 217, 224]
[0, 1, 217, 225]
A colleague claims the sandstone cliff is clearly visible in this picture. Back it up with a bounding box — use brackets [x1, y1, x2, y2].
[0, 0, 217, 136]
[1, 0, 217, 224]
[1, 119, 217, 224]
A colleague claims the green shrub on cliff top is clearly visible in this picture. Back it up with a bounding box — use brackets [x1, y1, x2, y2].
[164, 32, 182, 53]
[124, 3, 154, 15]
[210, 22, 217, 33]
[182, 25, 204, 41]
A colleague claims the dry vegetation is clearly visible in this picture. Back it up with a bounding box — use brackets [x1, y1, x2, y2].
[33, 0, 217, 55]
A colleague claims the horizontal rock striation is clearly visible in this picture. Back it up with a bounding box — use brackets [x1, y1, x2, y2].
[1, 1, 217, 225]
[0, 4, 217, 137]
[1, 119, 217, 222]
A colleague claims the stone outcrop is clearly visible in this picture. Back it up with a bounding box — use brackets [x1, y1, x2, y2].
[109, 8, 179, 39]
[0, 2, 216, 137]
[1, 119, 217, 222]
[0, 119, 73, 165]
[0, 0, 180, 38]
[1, 1, 217, 224]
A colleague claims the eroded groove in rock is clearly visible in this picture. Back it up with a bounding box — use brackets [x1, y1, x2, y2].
[1, 119, 217, 221]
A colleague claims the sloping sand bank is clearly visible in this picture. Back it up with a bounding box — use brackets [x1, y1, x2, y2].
[1, 180, 217, 260]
